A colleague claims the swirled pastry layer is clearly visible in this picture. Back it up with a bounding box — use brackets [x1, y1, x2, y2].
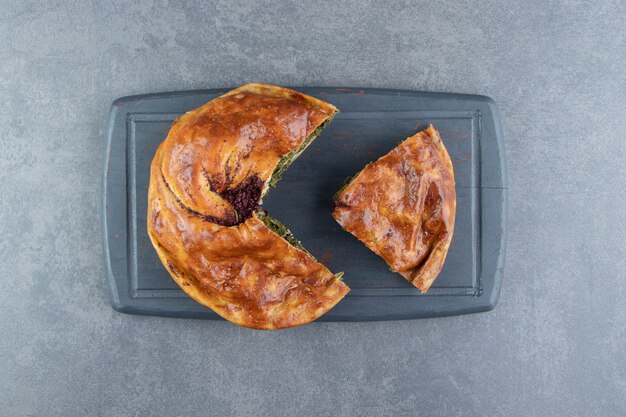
[148, 84, 349, 329]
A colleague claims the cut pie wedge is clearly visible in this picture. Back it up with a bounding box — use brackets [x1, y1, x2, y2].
[333, 125, 456, 293]
[147, 84, 349, 329]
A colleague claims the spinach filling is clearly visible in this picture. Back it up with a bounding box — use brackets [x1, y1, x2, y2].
[256, 212, 310, 255]
[256, 212, 344, 281]
[265, 115, 335, 192]
[258, 112, 344, 281]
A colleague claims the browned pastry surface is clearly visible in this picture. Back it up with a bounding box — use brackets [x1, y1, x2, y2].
[148, 84, 349, 329]
[333, 125, 456, 293]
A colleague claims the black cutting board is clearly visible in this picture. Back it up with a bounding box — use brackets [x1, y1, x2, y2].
[102, 87, 507, 321]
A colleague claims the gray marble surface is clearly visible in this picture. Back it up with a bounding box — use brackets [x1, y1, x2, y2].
[1, 1, 624, 416]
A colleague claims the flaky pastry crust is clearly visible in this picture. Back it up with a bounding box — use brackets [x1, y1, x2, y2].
[148, 84, 349, 329]
[333, 125, 456, 293]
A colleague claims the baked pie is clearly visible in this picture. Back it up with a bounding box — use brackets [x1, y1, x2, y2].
[333, 125, 456, 293]
[147, 84, 349, 329]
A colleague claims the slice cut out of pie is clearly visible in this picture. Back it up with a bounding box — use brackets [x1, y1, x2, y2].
[333, 125, 456, 293]
[147, 84, 349, 329]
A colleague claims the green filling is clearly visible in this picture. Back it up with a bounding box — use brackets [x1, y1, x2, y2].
[258, 111, 344, 281]
[266, 115, 335, 192]
[256, 212, 310, 255]
[256, 212, 344, 281]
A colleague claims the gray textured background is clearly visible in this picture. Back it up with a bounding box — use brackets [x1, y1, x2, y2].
[1, 1, 624, 416]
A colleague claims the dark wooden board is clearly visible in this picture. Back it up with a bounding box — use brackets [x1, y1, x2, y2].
[102, 87, 507, 321]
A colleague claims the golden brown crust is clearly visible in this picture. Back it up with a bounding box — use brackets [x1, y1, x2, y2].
[158, 83, 337, 225]
[333, 125, 456, 293]
[148, 84, 348, 329]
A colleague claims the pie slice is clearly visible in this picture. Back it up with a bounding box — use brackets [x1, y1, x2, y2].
[147, 84, 349, 329]
[333, 125, 456, 293]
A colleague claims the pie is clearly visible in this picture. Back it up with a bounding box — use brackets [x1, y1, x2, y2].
[333, 125, 456, 293]
[147, 84, 349, 329]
